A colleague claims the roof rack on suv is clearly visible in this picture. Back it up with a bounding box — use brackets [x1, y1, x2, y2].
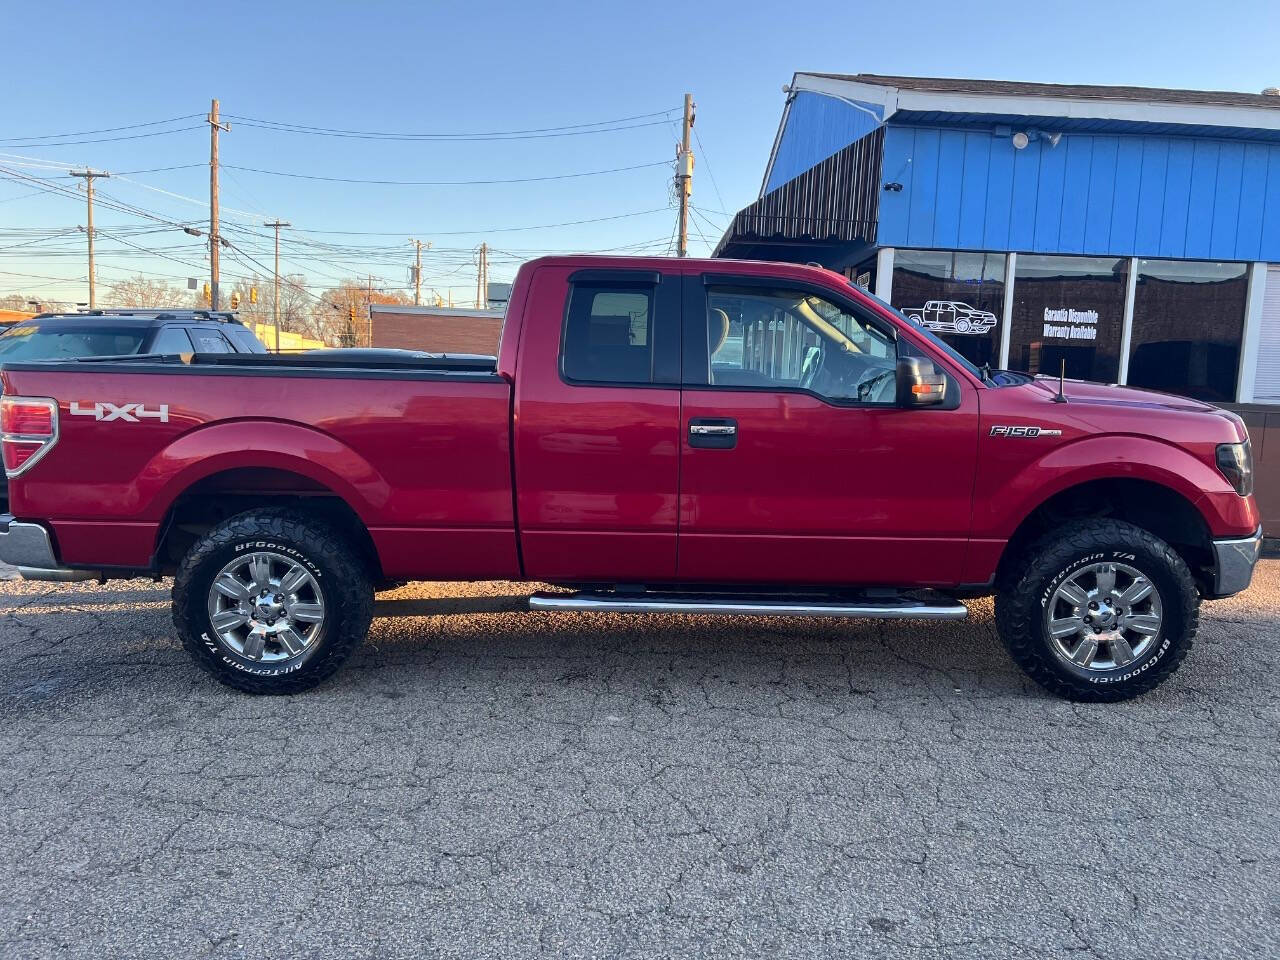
[34, 309, 243, 324]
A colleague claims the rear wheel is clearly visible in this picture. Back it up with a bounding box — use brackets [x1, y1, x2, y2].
[995, 519, 1198, 702]
[173, 509, 373, 694]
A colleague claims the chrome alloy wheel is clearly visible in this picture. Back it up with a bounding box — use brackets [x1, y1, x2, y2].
[1045, 562, 1163, 671]
[206, 551, 325, 663]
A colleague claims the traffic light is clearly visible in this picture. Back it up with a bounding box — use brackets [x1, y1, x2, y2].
[229, 292, 241, 309]
[202, 283, 211, 304]
[249, 286, 258, 305]
[348, 305, 356, 324]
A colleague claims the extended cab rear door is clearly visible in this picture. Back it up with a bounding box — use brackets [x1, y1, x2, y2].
[513, 265, 682, 581]
[676, 272, 981, 587]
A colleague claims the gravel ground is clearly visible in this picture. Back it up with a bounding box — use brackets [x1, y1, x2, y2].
[0, 562, 1277, 959]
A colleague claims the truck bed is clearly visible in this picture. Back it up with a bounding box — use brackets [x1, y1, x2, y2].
[0, 352, 519, 579]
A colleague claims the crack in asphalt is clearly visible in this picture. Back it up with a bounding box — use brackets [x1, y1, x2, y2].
[0, 568, 1277, 958]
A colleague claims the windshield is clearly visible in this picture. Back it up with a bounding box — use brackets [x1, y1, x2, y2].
[0, 324, 148, 361]
[855, 286, 990, 383]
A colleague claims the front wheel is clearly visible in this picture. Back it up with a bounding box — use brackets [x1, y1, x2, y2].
[173, 509, 374, 694]
[995, 519, 1199, 702]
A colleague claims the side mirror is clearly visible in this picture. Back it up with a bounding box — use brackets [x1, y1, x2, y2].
[896, 356, 947, 407]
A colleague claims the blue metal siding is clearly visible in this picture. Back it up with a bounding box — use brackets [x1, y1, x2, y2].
[958, 133, 989, 248]
[765, 92, 884, 193]
[1108, 139, 1143, 252]
[1263, 149, 1280, 255]
[878, 124, 1280, 260]
[1159, 141, 1194, 258]
[1084, 137, 1118, 251]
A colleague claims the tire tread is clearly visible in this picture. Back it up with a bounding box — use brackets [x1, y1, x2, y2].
[995, 518, 1199, 702]
[172, 508, 373, 694]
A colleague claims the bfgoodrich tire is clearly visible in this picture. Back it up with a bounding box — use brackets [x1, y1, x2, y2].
[995, 519, 1199, 702]
[173, 509, 374, 694]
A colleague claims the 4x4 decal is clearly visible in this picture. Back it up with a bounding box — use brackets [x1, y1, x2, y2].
[70, 401, 169, 423]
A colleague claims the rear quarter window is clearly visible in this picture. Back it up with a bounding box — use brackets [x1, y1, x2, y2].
[561, 284, 655, 384]
[189, 331, 235, 353]
[225, 326, 268, 353]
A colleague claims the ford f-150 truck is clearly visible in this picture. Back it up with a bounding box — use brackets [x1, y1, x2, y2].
[0, 257, 1263, 701]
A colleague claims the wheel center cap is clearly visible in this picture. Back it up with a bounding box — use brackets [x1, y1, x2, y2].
[1089, 603, 1116, 626]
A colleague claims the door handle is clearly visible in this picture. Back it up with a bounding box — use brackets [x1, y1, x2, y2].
[688, 418, 737, 449]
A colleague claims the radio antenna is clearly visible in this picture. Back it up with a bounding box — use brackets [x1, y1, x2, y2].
[1052, 358, 1069, 404]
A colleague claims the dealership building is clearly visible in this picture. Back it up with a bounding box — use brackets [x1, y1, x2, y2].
[716, 74, 1280, 407]
[715, 74, 1280, 533]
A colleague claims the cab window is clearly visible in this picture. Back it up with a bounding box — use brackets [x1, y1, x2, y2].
[704, 287, 897, 404]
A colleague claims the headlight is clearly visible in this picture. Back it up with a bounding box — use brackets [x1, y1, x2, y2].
[1216, 440, 1254, 497]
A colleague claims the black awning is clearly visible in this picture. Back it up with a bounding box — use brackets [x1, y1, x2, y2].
[715, 127, 884, 258]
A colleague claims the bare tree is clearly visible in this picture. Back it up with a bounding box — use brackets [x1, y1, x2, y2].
[230, 274, 312, 340]
[0, 293, 75, 313]
[104, 275, 193, 309]
[311, 281, 410, 346]
[0, 294, 30, 311]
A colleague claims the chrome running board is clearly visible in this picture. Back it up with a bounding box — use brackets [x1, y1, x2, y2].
[17, 566, 101, 582]
[528, 591, 967, 620]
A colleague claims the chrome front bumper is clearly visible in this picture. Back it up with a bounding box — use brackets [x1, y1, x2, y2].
[0, 515, 98, 581]
[1211, 526, 1264, 597]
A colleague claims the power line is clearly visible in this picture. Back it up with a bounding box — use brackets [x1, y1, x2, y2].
[221, 159, 671, 186]
[692, 126, 729, 213]
[691, 205, 728, 237]
[0, 114, 204, 142]
[114, 162, 206, 176]
[0, 189, 53, 205]
[0, 125, 206, 149]
[288, 207, 672, 237]
[0, 167, 194, 230]
[219, 108, 680, 141]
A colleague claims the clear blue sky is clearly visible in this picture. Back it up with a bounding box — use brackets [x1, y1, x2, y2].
[3, 0, 1278, 304]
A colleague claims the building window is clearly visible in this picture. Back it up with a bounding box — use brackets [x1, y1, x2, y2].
[1008, 255, 1128, 383]
[1126, 260, 1247, 403]
[891, 251, 1004, 367]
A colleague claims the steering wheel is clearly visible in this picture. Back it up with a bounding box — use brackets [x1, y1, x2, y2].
[858, 367, 897, 403]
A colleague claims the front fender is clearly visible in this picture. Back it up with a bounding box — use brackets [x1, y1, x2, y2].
[973, 434, 1235, 540]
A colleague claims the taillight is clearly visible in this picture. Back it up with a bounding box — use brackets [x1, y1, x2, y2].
[1, 396, 59, 477]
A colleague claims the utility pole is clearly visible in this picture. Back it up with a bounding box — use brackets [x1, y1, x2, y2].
[208, 99, 231, 309]
[675, 93, 695, 258]
[410, 238, 431, 306]
[68, 169, 109, 308]
[367, 274, 374, 346]
[475, 243, 488, 308]
[264, 219, 291, 352]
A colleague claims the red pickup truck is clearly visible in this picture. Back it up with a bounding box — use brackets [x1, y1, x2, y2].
[0, 257, 1262, 701]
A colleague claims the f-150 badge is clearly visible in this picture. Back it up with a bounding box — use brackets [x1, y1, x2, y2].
[69, 401, 169, 423]
[990, 424, 1062, 438]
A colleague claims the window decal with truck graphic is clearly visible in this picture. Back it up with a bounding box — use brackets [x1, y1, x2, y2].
[902, 300, 999, 336]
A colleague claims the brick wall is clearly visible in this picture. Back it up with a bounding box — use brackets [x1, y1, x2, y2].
[370, 308, 505, 355]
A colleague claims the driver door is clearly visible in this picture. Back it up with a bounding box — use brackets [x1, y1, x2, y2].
[677, 274, 980, 587]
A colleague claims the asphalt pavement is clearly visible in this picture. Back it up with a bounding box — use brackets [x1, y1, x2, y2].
[1, 561, 1277, 959]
